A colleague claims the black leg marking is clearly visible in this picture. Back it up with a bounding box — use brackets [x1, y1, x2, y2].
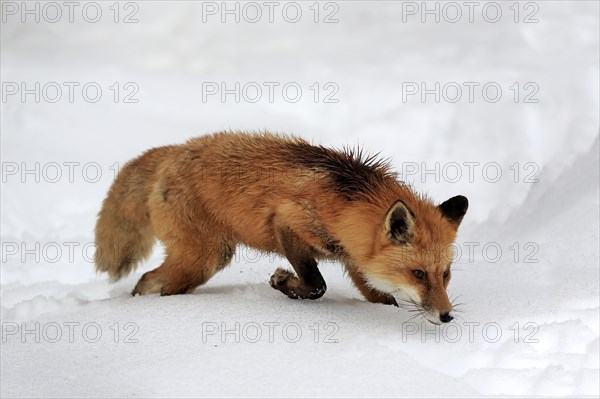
[270, 227, 327, 300]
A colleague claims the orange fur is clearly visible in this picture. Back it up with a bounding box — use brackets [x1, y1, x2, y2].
[94, 132, 467, 322]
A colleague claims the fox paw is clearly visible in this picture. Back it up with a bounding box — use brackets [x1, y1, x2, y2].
[269, 268, 299, 299]
[382, 294, 399, 307]
[132, 273, 195, 296]
[132, 271, 165, 296]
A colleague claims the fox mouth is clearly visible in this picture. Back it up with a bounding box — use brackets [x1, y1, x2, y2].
[388, 286, 462, 324]
[398, 301, 449, 325]
[394, 295, 457, 325]
[365, 277, 459, 324]
[395, 297, 437, 324]
[422, 310, 443, 325]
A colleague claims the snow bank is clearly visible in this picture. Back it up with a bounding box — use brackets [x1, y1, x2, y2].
[1, 1, 598, 397]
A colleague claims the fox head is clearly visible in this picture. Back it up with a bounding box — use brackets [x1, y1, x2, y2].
[363, 195, 468, 324]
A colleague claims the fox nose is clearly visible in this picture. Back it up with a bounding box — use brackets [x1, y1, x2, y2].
[440, 312, 454, 323]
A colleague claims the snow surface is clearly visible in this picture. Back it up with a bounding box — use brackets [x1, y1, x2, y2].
[1, 1, 599, 397]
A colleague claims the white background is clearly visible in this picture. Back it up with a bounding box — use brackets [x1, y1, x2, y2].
[1, 1, 599, 397]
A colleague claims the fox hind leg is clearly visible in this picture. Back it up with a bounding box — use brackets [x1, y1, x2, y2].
[133, 179, 237, 296]
[132, 237, 235, 296]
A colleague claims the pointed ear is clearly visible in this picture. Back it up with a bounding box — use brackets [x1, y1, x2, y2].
[384, 200, 415, 245]
[438, 195, 468, 227]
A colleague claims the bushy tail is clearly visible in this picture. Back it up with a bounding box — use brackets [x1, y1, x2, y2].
[94, 147, 168, 281]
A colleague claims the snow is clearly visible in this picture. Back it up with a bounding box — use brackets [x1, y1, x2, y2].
[1, 1, 599, 397]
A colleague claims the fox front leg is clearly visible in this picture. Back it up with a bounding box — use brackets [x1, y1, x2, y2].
[269, 226, 327, 300]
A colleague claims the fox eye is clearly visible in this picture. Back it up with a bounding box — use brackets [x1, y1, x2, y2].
[443, 270, 450, 278]
[412, 270, 426, 280]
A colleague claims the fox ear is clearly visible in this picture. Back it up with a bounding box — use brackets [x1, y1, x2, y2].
[438, 195, 468, 227]
[384, 200, 415, 245]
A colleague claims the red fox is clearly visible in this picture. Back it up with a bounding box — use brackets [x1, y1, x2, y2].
[95, 132, 468, 324]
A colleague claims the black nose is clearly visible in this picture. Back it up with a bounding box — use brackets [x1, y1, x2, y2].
[440, 312, 454, 323]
